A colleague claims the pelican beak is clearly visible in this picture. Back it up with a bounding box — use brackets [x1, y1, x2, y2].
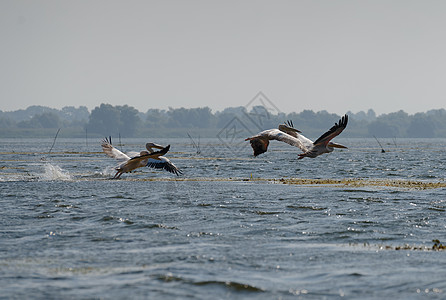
[330, 142, 347, 149]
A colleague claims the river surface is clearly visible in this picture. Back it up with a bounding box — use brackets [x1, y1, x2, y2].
[1, 137, 446, 299]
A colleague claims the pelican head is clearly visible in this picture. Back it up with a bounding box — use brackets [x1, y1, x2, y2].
[328, 142, 347, 149]
[145, 142, 166, 154]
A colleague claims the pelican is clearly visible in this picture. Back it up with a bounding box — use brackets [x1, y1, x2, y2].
[101, 137, 173, 179]
[144, 142, 182, 175]
[245, 114, 348, 159]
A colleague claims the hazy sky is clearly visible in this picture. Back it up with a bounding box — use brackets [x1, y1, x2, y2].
[2, 0, 446, 115]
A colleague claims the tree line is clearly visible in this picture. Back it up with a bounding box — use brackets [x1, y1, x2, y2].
[1, 104, 446, 138]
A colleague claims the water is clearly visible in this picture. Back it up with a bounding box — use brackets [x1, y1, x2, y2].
[1, 137, 446, 299]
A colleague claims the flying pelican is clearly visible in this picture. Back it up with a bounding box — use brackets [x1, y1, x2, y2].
[101, 137, 172, 179]
[144, 142, 182, 175]
[245, 114, 348, 159]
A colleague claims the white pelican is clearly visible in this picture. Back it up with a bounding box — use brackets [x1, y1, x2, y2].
[101, 137, 173, 179]
[245, 114, 348, 159]
[144, 142, 182, 176]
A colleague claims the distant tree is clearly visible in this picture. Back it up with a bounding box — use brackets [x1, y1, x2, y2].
[166, 107, 213, 128]
[86, 103, 141, 137]
[0, 117, 15, 128]
[86, 104, 119, 135]
[145, 109, 168, 128]
[369, 110, 409, 137]
[367, 120, 399, 137]
[215, 107, 248, 128]
[348, 109, 377, 122]
[118, 105, 141, 136]
[60, 106, 89, 123]
[367, 109, 376, 120]
[407, 113, 435, 138]
[17, 112, 62, 128]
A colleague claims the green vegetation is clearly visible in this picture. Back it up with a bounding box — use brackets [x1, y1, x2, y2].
[1, 104, 446, 138]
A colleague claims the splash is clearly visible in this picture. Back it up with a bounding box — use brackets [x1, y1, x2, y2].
[41, 163, 72, 181]
[101, 166, 117, 177]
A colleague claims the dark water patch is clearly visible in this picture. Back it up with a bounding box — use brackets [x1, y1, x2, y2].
[286, 205, 326, 211]
[55, 204, 80, 209]
[106, 194, 135, 200]
[348, 196, 384, 203]
[342, 189, 376, 194]
[144, 223, 179, 230]
[254, 210, 281, 215]
[154, 274, 264, 293]
[186, 231, 222, 238]
[195, 280, 264, 292]
[428, 206, 445, 212]
[354, 220, 377, 225]
[71, 216, 88, 221]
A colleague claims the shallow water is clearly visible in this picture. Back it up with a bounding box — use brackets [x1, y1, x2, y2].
[1, 137, 446, 299]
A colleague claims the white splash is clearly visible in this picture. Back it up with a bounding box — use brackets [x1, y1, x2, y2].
[101, 166, 117, 177]
[41, 163, 72, 181]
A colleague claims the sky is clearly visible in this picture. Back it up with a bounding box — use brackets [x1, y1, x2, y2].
[1, 0, 446, 115]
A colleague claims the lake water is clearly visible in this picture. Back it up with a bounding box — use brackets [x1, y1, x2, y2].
[1, 137, 446, 299]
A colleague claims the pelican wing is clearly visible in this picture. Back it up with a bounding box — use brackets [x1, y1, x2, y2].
[246, 129, 307, 156]
[146, 156, 182, 176]
[126, 151, 140, 158]
[278, 120, 301, 138]
[101, 138, 130, 162]
[313, 114, 348, 146]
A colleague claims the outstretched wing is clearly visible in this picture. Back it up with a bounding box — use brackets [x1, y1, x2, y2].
[246, 129, 308, 156]
[313, 115, 348, 146]
[101, 137, 130, 162]
[146, 156, 182, 176]
[278, 120, 301, 138]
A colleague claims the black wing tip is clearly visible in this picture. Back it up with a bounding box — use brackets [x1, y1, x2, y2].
[312, 113, 349, 145]
[342, 114, 348, 125]
[285, 120, 294, 128]
[282, 120, 302, 133]
[334, 114, 348, 128]
[102, 136, 112, 145]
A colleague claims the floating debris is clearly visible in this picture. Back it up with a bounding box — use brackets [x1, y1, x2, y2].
[351, 240, 446, 251]
[276, 177, 446, 190]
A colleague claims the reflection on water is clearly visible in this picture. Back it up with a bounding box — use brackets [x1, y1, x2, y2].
[1, 138, 446, 298]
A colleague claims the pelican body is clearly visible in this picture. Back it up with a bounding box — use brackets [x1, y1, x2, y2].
[246, 115, 348, 159]
[101, 138, 178, 178]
